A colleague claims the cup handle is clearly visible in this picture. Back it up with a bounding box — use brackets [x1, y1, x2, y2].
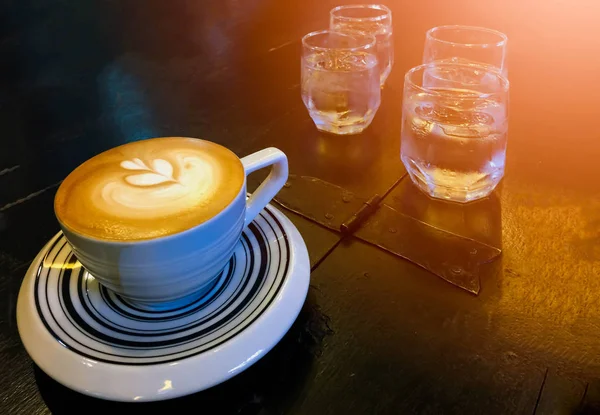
[240, 148, 288, 229]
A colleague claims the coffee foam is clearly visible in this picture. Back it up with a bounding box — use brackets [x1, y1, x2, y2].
[55, 137, 245, 241]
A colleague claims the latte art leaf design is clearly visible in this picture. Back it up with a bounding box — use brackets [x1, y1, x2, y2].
[120, 158, 149, 170]
[120, 158, 178, 186]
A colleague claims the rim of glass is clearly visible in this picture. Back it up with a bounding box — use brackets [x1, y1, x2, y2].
[426, 25, 507, 48]
[330, 4, 392, 22]
[302, 29, 377, 52]
[405, 62, 510, 97]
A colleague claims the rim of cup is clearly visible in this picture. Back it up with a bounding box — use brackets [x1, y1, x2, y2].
[55, 185, 246, 246]
[330, 4, 392, 23]
[426, 25, 507, 48]
[302, 29, 377, 53]
[404, 62, 510, 97]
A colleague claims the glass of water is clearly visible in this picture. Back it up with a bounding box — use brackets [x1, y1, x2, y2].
[400, 62, 509, 203]
[423, 25, 508, 77]
[330, 4, 393, 85]
[301, 30, 381, 135]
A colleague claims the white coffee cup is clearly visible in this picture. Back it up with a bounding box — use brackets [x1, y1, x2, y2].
[56, 142, 288, 310]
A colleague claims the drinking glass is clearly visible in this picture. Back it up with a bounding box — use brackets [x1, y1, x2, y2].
[301, 30, 381, 135]
[330, 4, 393, 85]
[400, 62, 509, 203]
[423, 25, 508, 77]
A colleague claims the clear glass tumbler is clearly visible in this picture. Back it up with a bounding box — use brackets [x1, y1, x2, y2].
[423, 25, 508, 77]
[400, 62, 509, 203]
[330, 4, 393, 85]
[301, 30, 381, 135]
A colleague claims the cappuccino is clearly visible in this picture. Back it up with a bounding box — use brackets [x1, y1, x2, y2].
[55, 137, 245, 241]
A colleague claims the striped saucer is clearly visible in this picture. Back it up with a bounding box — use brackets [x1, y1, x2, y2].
[17, 205, 309, 402]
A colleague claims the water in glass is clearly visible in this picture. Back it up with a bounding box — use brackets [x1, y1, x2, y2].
[330, 5, 394, 85]
[331, 22, 393, 84]
[423, 25, 508, 78]
[401, 64, 509, 203]
[302, 46, 380, 135]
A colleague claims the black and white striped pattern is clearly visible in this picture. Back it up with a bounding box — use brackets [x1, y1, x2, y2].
[34, 207, 290, 365]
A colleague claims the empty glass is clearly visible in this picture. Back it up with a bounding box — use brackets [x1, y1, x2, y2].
[400, 62, 509, 203]
[423, 25, 508, 77]
[330, 4, 393, 85]
[301, 30, 381, 135]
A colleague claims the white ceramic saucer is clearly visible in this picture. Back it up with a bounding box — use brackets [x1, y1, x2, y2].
[17, 204, 310, 402]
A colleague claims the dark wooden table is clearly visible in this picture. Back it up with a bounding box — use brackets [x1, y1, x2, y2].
[2, 0, 599, 414]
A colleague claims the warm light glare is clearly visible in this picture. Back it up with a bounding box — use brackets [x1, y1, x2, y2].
[158, 380, 173, 393]
[42, 259, 82, 270]
[228, 349, 263, 373]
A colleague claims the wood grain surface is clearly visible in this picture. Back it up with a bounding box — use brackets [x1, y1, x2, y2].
[1, 0, 599, 413]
